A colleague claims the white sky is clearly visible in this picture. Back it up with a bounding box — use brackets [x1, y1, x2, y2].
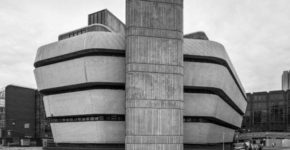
[0, 0, 290, 93]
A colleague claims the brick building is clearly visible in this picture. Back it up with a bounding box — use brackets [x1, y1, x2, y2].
[0, 85, 51, 146]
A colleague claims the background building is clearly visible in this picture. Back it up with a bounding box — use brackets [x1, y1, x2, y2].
[242, 91, 289, 132]
[282, 70, 290, 91]
[0, 90, 5, 133]
[0, 85, 51, 146]
[240, 89, 290, 147]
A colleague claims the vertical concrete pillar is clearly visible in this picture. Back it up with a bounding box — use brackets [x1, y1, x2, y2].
[125, 0, 184, 150]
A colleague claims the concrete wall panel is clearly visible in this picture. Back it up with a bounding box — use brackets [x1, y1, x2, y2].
[184, 93, 242, 127]
[51, 122, 125, 143]
[44, 90, 125, 117]
[184, 123, 235, 144]
[184, 39, 245, 94]
[105, 11, 126, 34]
[34, 56, 125, 90]
[126, 0, 184, 149]
[184, 62, 247, 112]
[51, 122, 235, 144]
[35, 32, 125, 62]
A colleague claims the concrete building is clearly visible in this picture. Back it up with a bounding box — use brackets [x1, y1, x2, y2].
[0, 85, 51, 146]
[282, 71, 290, 91]
[126, 1, 184, 150]
[34, 1, 247, 150]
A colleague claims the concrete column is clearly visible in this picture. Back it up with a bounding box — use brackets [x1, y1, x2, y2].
[125, 0, 184, 150]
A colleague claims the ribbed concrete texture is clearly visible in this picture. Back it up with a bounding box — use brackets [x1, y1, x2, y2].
[88, 9, 126, 34]
[125, 0, 184, 150]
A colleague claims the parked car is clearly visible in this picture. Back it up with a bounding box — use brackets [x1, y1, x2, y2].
[234, 142, 246, 150]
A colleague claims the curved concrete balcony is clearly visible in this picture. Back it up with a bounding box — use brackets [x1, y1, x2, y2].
[184, 62, 247, 113]
[184, 39, 245, 95]
[34, 31, 247, 145]
[184, 93, 242, 127]
[35, 32, 125, 64]
[34, 56, 125, 91]
[184, 123, 235, 144]
[51, 122, 125, 143]
[44, 89, 125, 117]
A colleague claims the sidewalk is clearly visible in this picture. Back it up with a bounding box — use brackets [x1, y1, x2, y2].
[263, 147, 290, 150]
[0, 147, 42, 150]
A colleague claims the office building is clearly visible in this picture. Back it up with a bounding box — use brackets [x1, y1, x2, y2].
[239, 90, 290, 147]
[34, 1, 247, 150]
[242, 91, 289, 132]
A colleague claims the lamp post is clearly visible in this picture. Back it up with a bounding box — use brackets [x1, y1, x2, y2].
[223, 132, 225, 150]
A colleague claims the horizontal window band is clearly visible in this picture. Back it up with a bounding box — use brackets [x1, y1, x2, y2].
[183, 116, 239, 130]
[184, 143, 233, 148]
[34, 49, 125, 68]
[40, 82, 243, 116]
[184, 86, 244, 116]
[48, 114, 125, 123]
[47, 143, 233, 149]
[54, 143, 125, 148]
[184, 54, 247, 101]
[184, 55, 227, 66]
[34, 49, 246, 101]
[47, 114, 239, 130]
[40, 82, 125, 95]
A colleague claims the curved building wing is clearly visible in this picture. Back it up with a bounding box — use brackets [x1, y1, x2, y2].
[34, 5, 247, 150]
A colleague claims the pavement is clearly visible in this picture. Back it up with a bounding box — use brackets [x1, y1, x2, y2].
[0, 147, 42, 150]
[2, 147, 290, 150]
[263, 147, 290, 150]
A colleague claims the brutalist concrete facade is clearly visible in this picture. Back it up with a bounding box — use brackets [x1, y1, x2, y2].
[126, 0, 184, 150]
[34, 1, 247, 150]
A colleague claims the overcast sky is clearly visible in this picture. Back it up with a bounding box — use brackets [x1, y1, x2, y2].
[0, 0, 290, 93]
